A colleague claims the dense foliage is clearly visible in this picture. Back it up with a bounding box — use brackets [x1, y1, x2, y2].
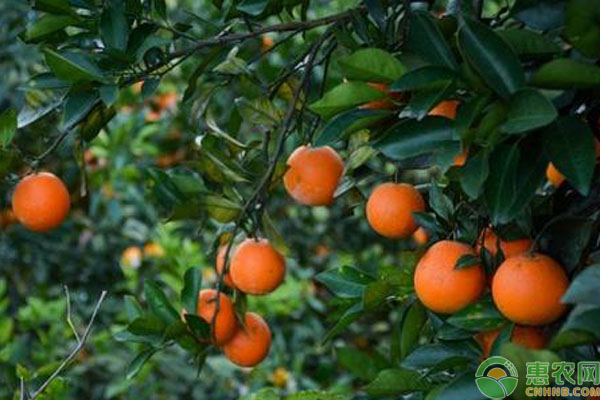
[1, 0, 600, 399]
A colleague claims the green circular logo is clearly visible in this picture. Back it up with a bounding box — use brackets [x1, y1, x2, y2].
[475, 356, 519, 399]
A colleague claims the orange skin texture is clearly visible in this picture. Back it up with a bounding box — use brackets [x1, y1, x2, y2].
[476, 228, 532, 258]
[121, 246, 143, 268]
[414, 240, 486, 314]
[476, 325, 546, 359]
[492, 253, 569, 325]
[216, 245, 235, 288]
[223, 312, 272, 367]
[196, 289, 237, 345]
[12, 172, 71, 232]
[412, 227, 428, 246]
[230, 238, 286, 295]
[283, 145, 344, 206]
[366, 183, 425, 238]
[428, 100, 460, 119]
[143, 242, 165, 258]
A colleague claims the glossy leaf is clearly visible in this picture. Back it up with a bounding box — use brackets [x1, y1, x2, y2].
[437, 371, 487, 400]
[315, 266, 373, 299]
[338, 48, 406, 83]
[44, 49, 105, 82]
[539, 217, 594, 271]
[236, 0, 269, 16]
[501, 88, 557, 134]
[459, 150, 489, 199]
[458, 16, 525, 98]
[446, 297, 505, 331]
[542, 116, 596, 195]
[565, 0, 600, 58]
[126, 348, 158, 380]
[144, 280, 179, 324]
[124, 295, 143, 322]
[401, 343, 477, 372]
[310, 82, 385, 119]
[391, 66, 456, 91]
[484, 143, 520, 225]
[530, 58, 600, 89]
[497, 28, 560, 60]
[100, 0, 129, 50]
[180, 268, 202, 314]
[400, 301, 427, 360]
[62, 88, 99, 129]
[363, 368, 429, 397]
[562, 264, 600, 306]
[407, 11, 457, 70]
[23, 15, 77, 43]
[315, 108, 390, 146]
[0, 108, 17, 149]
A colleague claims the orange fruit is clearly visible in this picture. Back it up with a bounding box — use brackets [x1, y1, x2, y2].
[230, 238, 286, 295]
[12, 172, 71, 232]
[366, 183, 425, 238]
[216, 245, 235, 288]
[359, 98, 398, 110]
[428, 100, 459, 119]
[412, 227, 429, 246]
[453, 149, 468, 167]
[196, 289, 237, 345]
[121, 246, 143, 269]
[261, 35, 275, 52]
[271, 367, 290, 388]
[143, 242, 165, 258]
[476, 228, 532, 259]
[414, 240, 486, 314]
[223, 312, 271, 367]
[492, 253, 569, 325]
[283, 145, 344, 206]
[476, 325, 546, 358]
[360, 83, 404, 109]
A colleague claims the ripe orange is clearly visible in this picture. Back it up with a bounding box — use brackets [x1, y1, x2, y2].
[366, 183, 425, 238]
[453, 149, 468, 167]
[492, 253, 569, 325]
[476, 325, 546, 358]
[12, 172, 71, 232]
[260, 35, 275, 52]
[476, 228, 532, 259]
[271, 367, 290, 388]
[428, 100, 459, 119]
[412, 227, 428, 246]
[223, 312, 271, 367]
[216, 245, 235, 288]
[121, 246, 143, 268]
[283, 145, 344, 206]
[143, 242, 165, 258]
[230, 238, 286, 295]
[414, 240, 486, 314]
[196, 289, 237, 345]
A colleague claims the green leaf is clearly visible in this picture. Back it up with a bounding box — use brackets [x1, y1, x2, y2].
[562, 264, 600, 306]
[530, 58, 600, 89]
[23, 15, 77, 43]
[363, 368, 429, 397]
[124, 295, 143, 322]
[322, 302, 363, 343]
[310, 82, 385, 119]
[100, 0, 129, 50]
[404, 81, 455, 120]
[507, 139, 548, 218]
[401, 343, 477, 372]
[375, 116, 458, 161]
[437, 371, 487, 400]
[565, 0, 600, 58]
[199, 195, 241, 223]
[144, 280, 179, 324]
[33, 0, 74, 15]
[315, 266, 373, 299]
[44, 49, 105, 82]
[501, 88, 557, 134]
[428, 183, 453, 222]
[62, 88, 99, 129]
[391, 66, 456, 91]
[338, 48, 406, 83]
[497, 29, 560, 60]
[181, 268, 201, 314]
[511, 0, 565, 30]
[399, 301, 427, 360]
[458, 16, 525, 98]
[550, 304, 600, 349]
[237, 0, 269, 16]
[185, 314, 211, 341]
[0, 108, 17, 149]
[407, 11, 457, 70]
[336, 347, 380, 381]
[484, 143, 520, 225]
[454, 254, 481, 270]
[315, 108, 390, 146]
[542, 116, 596, 195]
[540, 216, 594, 272]
[447, 297, 505, 331]
[459, 150, 489, 199]
[128, 315, 165, 339]
[153, 0, 167, 19]
[142, 78, 160, 100]
[126, 348, 158, 380]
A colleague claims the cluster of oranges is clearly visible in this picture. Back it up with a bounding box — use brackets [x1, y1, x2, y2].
[194, 237, 286, 367]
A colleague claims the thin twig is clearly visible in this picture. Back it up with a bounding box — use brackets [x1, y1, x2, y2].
[26, 291, 108, 400]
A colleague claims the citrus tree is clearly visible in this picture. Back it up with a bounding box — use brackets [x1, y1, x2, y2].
[2, 0, 600, 399]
